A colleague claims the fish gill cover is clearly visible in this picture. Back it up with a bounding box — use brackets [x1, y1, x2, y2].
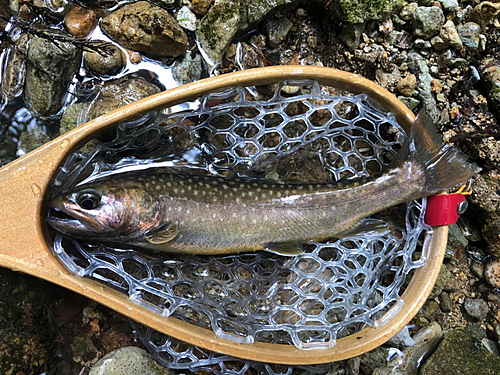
[46, 79, 431, 373]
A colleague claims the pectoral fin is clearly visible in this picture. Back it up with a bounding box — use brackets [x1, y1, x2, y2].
[265, 242, 304, 256]
[145, 222, 179, 244]
[336, 218, 390, 238]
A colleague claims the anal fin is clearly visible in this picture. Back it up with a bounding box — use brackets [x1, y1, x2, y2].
[264, 242, 304, 256]
[335, 218, 390, 238]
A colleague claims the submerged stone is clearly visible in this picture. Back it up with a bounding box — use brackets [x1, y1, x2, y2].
[325, 0, 404, 24]
[24, 33, 81, 117]
[102, 1, 188, 57]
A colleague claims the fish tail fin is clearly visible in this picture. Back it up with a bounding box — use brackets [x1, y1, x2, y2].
[390, 109, 479, 194]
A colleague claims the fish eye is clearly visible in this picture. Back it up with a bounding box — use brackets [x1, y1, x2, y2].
[76, 191, 101, 210]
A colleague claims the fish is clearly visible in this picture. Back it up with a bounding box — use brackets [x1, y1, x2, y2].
[47, 110, 478, 255]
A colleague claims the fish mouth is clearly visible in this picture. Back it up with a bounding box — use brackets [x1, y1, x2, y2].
[47, 196, 109, 234]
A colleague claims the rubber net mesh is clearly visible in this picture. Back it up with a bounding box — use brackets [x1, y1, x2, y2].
[47, 79, 431, 373]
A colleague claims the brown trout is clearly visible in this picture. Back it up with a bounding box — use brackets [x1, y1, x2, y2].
[47, 110, 478, 255]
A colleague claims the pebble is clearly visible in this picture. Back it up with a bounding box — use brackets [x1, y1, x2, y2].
[396, 73, 417, 96]
[423, 300, 441, 320]
[17, 127, 50, 155]
[485, 257, 500, 288]
[439, 291, 452, 312]
[84, 43, 125, 76]
[430, 36, 447, 50]
[412, 6, 445, 39]
[341, 23, 365, 52]
[482, 338, 500, 356]
[431, 78, 442, 92]
[177, 5, 197, 31]
[470, 261, 485, 279]
[414, 38, 432, 49]
[172, 51, 202, 85]
[400, 2, 418, 21]
[470, 1, 500, 29]
[89, 346, 174, 375]
[440, 20, 463, 50]
[457, 22, 481, 51]
[464, 298, 489, 320]
[266, 17, 294, 49]
[387, 326, 416, 348]
[437, 0, 458, 13]
[192, 0, 212, 15]
[398, 96, 420, 110]
[64, 7, 98, 38]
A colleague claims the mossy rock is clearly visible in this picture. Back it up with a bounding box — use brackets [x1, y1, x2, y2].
[325, 0, 404, 23]
[420, 329, 500, 375]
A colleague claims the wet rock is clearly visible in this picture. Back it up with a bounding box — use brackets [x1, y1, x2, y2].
[360, 347, 388, 373]
[430, 36, 447, 50]
[400, 2, 418, 21]
[412, 6, 445, 40]
[325, 0, 404, 24]
[437, 0, 458, 13]
[64, 7, 98, 38]
[408, 51, 449, 125]
[102, 1, 188, 58]
[177, 5, 197, 31]
[375, 67, 402, 91]
[239, 0, 295, 31]
[17, 126, 50, 155]
[89, 346, 174, 375]
[266, 17, 293, 49]
[396, 73, 416, 96]
[84, 43, 125, 76]
[440, 20, 463, 49]
[172, 51, 202, 85]
[446, 223, 468, 256]
[469, 171, 500, 257]
[414, 38, 432, 48]
[457, 22, 481, 51]
[88, 77, 161, 120]
[482, 338, 500, 356]
[24, 33, 81, 117]
[60, 102, 92, 133]
[470, 1, 500, 30]
[197, 0, 240, 66]
[439, 291, 452, 312]
[420, 330, 500, 375]
[0, 34, 28, 101]
[470, 261, 485, 279]
[235, 41, 270, 70]
[385, 29, 413, 49]
[423, 300, 441, 320]
[354, 43, 384, 63]
[479, 57, 500, 117]
[464, 298, 489, 320]
[192, 0, 212, 15]
[373, 323, 443, 375]
[341, 23, 365, 52]
[486, 257, 500, 288]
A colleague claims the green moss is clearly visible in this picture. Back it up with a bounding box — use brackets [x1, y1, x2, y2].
[328, 0, 404, 23]
[199, 1, 239, 50]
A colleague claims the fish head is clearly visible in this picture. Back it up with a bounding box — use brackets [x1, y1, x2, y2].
[47, 181, 160, 240]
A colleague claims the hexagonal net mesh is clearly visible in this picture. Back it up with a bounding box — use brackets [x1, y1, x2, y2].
[47, 79, 431, 372]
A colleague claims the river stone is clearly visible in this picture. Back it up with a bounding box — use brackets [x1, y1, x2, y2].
[192, 0, 212, 15]
[437, 0, 458, 13]
[430, 35, 447, 51]
[440, 20, 463, 49]
[266, 17, 294, 48]
[88, 77, 161, 120]
[457, 22, 481, 51]
[407, 51, 449, 125]
[84, 43, 125, 76]
[177, 5, 197, 31]
[89, 346, 174, 375]
[239, 0, 296, 31]
[400, 2, 418, 20]
[420, 330, 500, 375]
[24, 33, 81, 117]
[470, 1, 500, 30]
[341, 23, 365, 52]
[197, 0, 240, 66]
[64, 7, 98, 38]
[325, 0, 404, 24]
[102, 1, 188, 57]
[468, 170, 500, 258]
[464, 298, 490, 321]
[412, 6, 445, 39]
[0, 34, 28, 101]
[172, 52, 202, 85]
[480, 57, 500, 117]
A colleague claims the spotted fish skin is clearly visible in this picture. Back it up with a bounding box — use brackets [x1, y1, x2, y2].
[47, 110, 478, 254]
